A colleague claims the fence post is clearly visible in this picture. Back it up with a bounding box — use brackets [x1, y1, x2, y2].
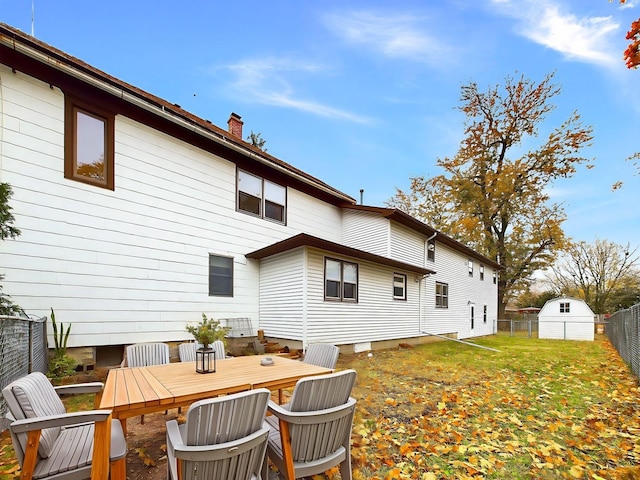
[510, 319, 514, 337]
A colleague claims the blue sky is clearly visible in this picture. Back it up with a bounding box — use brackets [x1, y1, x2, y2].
[2, 0, 639, 247]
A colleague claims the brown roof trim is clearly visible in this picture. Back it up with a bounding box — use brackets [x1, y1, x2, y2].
[246, 233, 436, 275]
[0, 23, 355, 205]
[342, 205, 504, 270]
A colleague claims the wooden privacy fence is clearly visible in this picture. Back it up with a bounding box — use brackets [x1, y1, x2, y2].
[606, 303, 640, 380]
[0, 315, 48, 429]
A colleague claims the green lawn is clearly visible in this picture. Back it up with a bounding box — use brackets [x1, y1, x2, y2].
[341, 335, 640, 479]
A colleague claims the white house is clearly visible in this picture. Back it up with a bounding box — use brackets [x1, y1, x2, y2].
[0, 23, 501, 364]
[538, 297, 595, 341]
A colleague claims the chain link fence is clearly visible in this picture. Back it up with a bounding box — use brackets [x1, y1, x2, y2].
[605, 303, 640, 380]
[0, 315, 48, 429]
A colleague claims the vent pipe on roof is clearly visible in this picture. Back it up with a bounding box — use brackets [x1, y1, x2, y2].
[228, 112, 243, 139]
[359, 189, 364, 205]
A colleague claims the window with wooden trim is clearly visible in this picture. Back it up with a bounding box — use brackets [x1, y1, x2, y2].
[480, 264, 485, 281]
[209, 255, 233, 297]
[393, 273, 407, 300]
[237, 169, 286, 223]
[427, 237, 435, 262]
[468, 259, 474, 277]
[435, 282, 448, 308]
[64, 96, 115, 190]
[560, 302, 570, 313]
[324, 258, 358, 302]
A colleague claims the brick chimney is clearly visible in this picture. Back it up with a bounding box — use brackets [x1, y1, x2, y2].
[227, 112, 243, 139]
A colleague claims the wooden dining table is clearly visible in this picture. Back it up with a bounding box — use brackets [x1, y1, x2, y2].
[96, 354, 332, 479]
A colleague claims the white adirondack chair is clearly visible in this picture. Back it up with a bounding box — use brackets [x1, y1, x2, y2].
[2, 371, 127, 480]
[264, 369, 357, 480]
[166, 388, 270, 480]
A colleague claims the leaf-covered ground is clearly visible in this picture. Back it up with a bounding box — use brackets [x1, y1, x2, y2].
[1, 334, 638, 480]
[343, 335, 640, 480]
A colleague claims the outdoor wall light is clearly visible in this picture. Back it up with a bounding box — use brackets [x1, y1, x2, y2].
[196, 346, 216, 374]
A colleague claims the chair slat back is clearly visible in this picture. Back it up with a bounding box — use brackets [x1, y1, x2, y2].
[303, 343, 339, 369]
[289, 369, 356, 412]
[126, 343, 170, 367]
[289, 398, 356, 463]
[178, 342, 196, 362]
[185, 388, 270, 446]
[211, 340, 226, 360]
[2, 372, 66, 461]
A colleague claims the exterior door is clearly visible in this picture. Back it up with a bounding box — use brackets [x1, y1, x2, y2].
[470, 304, 475, 330]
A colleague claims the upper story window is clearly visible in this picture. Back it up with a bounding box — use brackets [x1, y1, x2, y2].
[560, 302, 570, 313]
[209, 255, 233, 297]
[468, 259, 474, 277]
[393, 273, 407, 300]
[325, 258, 358, 302]
[493, 270, 497, 284]
[427, 237, 435, 262]
[436, 282, 448, 308]
[480, 265, 485, 281]
[237, 170, 286, 224]
[64, 96, 115, 190]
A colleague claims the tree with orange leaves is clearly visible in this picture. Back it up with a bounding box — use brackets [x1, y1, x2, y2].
[388, 72, 593, 319]
[620, 0, 639, 68]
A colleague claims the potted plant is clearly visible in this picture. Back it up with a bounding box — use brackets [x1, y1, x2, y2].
[186, 314, 228, 373]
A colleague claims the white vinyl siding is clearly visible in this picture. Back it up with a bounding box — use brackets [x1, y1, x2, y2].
[341, 210, 388, 256]
[389, 222, 424, 265]
[0, 67, 344, 347]
[422, 243, 497, 339]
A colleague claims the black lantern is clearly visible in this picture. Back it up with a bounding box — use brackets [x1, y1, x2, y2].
[196, 346, 216, 374]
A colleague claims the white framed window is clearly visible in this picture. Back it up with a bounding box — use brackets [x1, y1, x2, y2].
[468, 259, 474, 277]
[237, 169, 286, 223]
[209, 255, 233, 297]
[493, 270, 497, 284]
[483, 305, 487, 323]
[436, 282, 448, 308]
[393, 273, 407, 300]
[480, 264, 485, 281]
[324, 258, 358, 302]
[560, 302, 570, 313]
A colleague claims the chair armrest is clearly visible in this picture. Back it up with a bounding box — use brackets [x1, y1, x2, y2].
[9, 410, 113, 433]
[267, 398, 357, 424]
[55, 382, 104, 396]
[169, 425, 269, 462]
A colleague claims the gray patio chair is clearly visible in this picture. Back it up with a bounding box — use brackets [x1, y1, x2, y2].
[2, 371, 127, 480]
[166, 388, 270, 480]
[125, 342, 170, 423]
[278, 343, 340, 404]
[303, 343, 339, 369]
[264, 369, 357, 480]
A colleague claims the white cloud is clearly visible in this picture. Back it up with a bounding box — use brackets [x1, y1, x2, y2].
[219, 58, 373, 125]
[489, 0, 620, 67]
[322, 10, 456, 66]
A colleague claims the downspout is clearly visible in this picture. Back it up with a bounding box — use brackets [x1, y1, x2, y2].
[302, 248, 308, 351]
